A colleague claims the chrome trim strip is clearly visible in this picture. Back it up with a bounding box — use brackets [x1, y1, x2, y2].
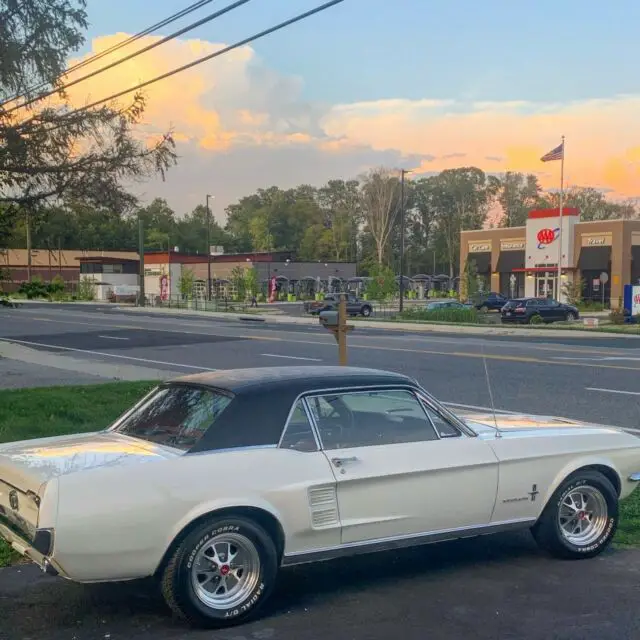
[187, 444, 277, 457]
[276, 396, 322, 452]
[281, 517, 536, 566]
[628, 473, 640, 481]
[415, 389, 478, 438]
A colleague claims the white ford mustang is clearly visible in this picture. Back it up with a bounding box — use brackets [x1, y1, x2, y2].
[1, 366, 639, 628]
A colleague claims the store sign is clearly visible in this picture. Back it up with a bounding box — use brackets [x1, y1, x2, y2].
[586, 236, 607, 246]
[633, 288, 640, 316]
[501, 241, 525, 250]
[160, 274, 169, 301]
[144, 268, 162, 277]
[469, 243, 491, 252]
[536, 227, 560, 249]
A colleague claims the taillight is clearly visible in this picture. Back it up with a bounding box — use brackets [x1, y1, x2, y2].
[514, 308, 526, 313]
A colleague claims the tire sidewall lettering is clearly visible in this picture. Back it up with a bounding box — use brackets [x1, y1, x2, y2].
[183, 523, 268, 620]
[554, 478, 616, 553]
[186, 525, 241, 570]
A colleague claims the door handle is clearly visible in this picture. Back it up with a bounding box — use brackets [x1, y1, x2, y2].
[331, 456, 358, 468]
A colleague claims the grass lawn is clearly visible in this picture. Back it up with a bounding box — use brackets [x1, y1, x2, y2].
[0, 380, 639, 568]
[0, 380, 156, 568]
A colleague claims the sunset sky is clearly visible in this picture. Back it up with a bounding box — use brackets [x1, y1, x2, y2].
[60, 0, 640, 220]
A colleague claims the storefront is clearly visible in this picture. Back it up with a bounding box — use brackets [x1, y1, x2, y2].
[460, 209, 640, 307]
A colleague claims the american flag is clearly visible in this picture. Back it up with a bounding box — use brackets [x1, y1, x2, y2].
[540, 142, 564, 162]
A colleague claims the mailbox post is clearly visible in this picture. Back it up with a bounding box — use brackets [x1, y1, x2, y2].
[318, 293, 353, 365]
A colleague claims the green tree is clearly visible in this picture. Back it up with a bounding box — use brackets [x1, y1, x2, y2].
[179, 267, 195, 298]
[539, 187, 638, 221]
[429, 168, 495, 277]
[365, 264, 398, 301]
[229, 265, 246, 301]
[0, 0, 176, 243]
[495, 172, 542, 227]
[359, 167, 401, 265]
[244, 267, 258, 297]
[317, 179, 361, 261]
[460, 257, 479, 302]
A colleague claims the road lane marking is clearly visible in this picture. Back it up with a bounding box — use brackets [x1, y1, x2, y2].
[554, 356, 640, 362]
[585, 387, 640, 396]
[97, 335, 130, 341]
[0, 338, 218, 372]
[8, 314, 640, 372]
[261, 353, 323, 362]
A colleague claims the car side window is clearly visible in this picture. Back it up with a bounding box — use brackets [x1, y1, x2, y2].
[307, 389, 438, 451]
[421, 404, 462, 438]
[279, 401, 318, 452]
[526, 299, 539, 307]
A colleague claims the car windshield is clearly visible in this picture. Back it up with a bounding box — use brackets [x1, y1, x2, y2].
[111, 384, 232, 451]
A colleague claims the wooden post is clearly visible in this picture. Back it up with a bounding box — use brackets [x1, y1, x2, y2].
[338, 293, 347, 366]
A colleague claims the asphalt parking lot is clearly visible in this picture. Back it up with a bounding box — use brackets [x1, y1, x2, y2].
[2, 533, 640, 640]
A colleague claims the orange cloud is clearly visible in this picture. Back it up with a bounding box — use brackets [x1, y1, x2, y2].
[322, 96, 640, 199]
[29, 32, 640, 205]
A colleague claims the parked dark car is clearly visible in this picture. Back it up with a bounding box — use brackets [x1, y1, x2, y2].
[501, 298, 580, 324]
[475, 292, 508, 312]
[425, 301, 473, 311]
[303, 294, 373, 317]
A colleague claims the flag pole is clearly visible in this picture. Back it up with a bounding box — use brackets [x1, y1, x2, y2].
[556, 135, 565, 300]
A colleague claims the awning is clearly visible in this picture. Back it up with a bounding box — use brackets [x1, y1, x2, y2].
[577, 246, 611, 270]
[467, 252, 491, 273]
[495, 251, 525, 272]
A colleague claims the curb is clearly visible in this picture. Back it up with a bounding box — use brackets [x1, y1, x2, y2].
[115, 306, 640, 339]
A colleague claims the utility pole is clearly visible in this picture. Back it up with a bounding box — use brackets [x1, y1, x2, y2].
[206, 194, 212, 301]
[138, 216, 145, 306]
[398, 169, 412, 313]
[25, 209, 32, 281]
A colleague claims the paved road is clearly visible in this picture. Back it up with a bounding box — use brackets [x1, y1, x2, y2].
[1, 305, 639, 427]
[2, 305, 640, 639]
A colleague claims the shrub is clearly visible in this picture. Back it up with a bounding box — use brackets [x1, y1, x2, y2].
[18, 277, 49, 299]
[399, 307, 479, 324]
[529, 314, 544, 325]
[609, 309, 625, 325]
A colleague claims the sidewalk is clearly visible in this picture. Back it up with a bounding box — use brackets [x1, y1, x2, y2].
[118, 305, 640, 339]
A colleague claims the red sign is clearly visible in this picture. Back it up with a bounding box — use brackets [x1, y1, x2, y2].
[160, 275, 168, 301]
[536, 227, 560, 249]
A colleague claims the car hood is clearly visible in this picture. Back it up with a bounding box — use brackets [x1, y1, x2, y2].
[455, 411, 623, 438]
[0, 431, 181, 494]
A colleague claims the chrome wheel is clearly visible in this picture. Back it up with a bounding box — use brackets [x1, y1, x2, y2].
[559, 486, 609, 547]
[191, 533, 261, 610]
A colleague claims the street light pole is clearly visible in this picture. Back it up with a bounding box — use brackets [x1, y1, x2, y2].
[399, 169, 412, 313]
[205, 194, 212, 300]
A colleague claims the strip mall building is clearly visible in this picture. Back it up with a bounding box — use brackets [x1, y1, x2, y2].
[460, 208, 640, 307]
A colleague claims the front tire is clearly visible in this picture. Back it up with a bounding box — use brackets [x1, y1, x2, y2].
[532, 470, 618, 560]
[161, 516, 278, 628]
[361, 305, 372, 317]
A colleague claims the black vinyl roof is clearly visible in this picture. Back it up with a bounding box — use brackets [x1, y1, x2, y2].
[169, 367, 418, 453]
[173, 366, 413, 395]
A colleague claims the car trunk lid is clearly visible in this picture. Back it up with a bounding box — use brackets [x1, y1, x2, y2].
[0, 431, 182, 496]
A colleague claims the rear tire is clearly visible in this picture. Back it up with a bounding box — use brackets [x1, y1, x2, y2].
[531, 470, 618, 560]
[161, 516, 278, 628]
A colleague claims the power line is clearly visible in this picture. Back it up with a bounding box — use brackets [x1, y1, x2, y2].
[51, 0, 346, 126]
[5, 0, 253, 115]
[1, 0, 219, 108]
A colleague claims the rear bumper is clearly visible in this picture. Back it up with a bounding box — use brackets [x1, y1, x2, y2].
[0, 521, 61, 577]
